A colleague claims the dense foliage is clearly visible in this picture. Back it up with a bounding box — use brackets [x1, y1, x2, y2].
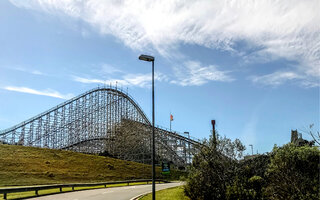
[184, 134, 245, 200]
[184, 135, 320, 200]
[264, 144, 320, 199]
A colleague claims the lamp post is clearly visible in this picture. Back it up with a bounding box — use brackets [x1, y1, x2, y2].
[249, 144, 253, 155]
[139, 54, 155, 200]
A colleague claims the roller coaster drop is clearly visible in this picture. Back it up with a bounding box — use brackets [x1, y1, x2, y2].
[0, 87, 201, 167]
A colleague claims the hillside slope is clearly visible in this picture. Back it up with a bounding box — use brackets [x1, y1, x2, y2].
[0, 144, 160, 186]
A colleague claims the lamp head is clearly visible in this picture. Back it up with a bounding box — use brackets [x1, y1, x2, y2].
[139, 54, 154, 62]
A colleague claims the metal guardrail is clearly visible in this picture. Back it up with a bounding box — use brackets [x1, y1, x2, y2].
[0, 179, 169, 200]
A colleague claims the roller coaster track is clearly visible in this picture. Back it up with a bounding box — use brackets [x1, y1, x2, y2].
[0, 86, 201, 166]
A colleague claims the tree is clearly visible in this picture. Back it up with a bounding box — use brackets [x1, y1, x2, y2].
[226, 176, 260, 200]
[184, 134, 246, 200]
[302, 124, 320, 146]
[216, 136, 246, 160]
[264, 144, 320, 199]
[227, 154, 270, 200]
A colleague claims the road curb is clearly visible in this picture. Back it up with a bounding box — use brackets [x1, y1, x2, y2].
[130, 191, 150, 200]
[130, 182, 184, 200]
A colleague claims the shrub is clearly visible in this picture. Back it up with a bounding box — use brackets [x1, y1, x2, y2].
[184, 135, 245, 200]
[264, 144, 320, 199]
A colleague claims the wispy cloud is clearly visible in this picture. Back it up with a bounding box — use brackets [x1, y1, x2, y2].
[3, 86, 74, 99]
[171, 61, 234, 86]
[251, 70, 320, 88]
[9, 0, 320, 87]
[74, 72, 168, 88]
[9, 67, 46, 76]
[30, 70, 44, 75]
[75, 61, 231, 87]
[251, 71, 301, 86]
[73, 77, 105, 85]
[100, 64, 123, 75]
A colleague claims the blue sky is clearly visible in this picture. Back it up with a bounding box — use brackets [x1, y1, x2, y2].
[0, 0, 319, 155]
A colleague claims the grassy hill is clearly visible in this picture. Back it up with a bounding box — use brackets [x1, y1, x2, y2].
[0, 144, 178, 186]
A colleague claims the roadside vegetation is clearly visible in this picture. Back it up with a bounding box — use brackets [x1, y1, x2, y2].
[184, 133, 320, 200]
[0, 144, 185, 187]
[140, 186, 190, 200]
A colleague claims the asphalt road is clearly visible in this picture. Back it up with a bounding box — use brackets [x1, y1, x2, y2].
[29, 182, 183, 200]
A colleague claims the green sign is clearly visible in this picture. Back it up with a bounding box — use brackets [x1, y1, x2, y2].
[162, 162, 170, 175]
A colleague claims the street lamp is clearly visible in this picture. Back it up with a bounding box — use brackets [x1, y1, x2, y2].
[249, 144, 253, 155]
[139, 54, 155, 200]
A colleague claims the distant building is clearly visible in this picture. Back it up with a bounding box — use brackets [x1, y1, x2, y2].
[291, 130, 314, 146]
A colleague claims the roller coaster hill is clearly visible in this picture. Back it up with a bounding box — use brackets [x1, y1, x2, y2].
[0, 86, 202, 167]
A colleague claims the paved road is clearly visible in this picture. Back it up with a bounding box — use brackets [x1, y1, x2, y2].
[29, 182, 183, 200]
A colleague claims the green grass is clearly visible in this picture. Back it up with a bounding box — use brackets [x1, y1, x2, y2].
[140, 186, 190, 200]
[0, 144, 187, 199]
[0, 144, 161, 186]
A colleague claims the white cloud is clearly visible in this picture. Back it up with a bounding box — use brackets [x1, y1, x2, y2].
[251, 71, 301, 86]
[8, 66, 46, 76]
[31, 70, 44, 75]
[3, 86, 74, 99]
[9, 0, 320, 87]
[75, 61, 231, 87]
[73, 72, 168, 88]
[73, 77, 106, 84]
[251, 70, 319, 88]
[171, 61, 233, 86]
[100, 64, 123, 75]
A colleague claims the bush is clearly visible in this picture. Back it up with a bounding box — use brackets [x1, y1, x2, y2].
[237, 154, 270, 180]
[184, 135, 245, 200]
[185, 135, 319, 200]
[184, 152, 233, 200]
[264, 144, 320, 199]
[226, 177, 257, 200]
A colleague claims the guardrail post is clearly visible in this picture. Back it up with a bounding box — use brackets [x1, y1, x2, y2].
[60, 186, 62, 192]
[3, 193, 7, 200]
[35, 190, 39, 196]
[72, 186, 74, 191]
